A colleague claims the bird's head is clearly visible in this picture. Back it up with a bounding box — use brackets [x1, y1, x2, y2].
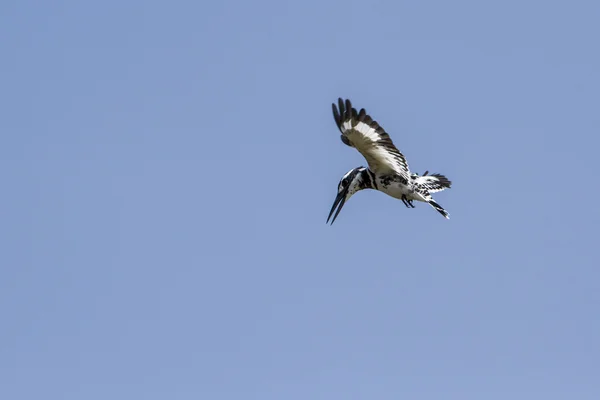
[327, 167, 369, 225]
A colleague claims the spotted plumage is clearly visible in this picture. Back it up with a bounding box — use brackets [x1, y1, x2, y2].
[327, 98, 452, 224]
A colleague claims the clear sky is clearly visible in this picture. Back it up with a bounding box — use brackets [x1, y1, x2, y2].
[1, 0, 599, 399]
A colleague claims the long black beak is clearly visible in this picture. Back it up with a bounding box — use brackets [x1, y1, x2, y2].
[326, 190, 347, 225]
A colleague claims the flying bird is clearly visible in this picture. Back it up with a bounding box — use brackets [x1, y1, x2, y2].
[327, 98, 452, 224]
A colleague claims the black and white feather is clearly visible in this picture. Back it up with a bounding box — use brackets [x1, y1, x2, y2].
[327, 98, 453, 223]
[413, 173, 452, 194]
[332, 98, 411, 183]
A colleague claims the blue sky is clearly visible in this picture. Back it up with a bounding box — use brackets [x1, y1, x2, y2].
[2, 0, 599, 398]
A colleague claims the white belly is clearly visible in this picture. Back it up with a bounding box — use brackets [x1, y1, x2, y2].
[378, 181, 428, 202]
[379, 181, 411, 198]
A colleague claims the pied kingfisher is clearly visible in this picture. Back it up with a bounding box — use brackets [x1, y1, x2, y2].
[327, 98, 452, 224]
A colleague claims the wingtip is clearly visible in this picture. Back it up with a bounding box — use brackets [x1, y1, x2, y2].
[332, 103, 342, 130]
[345, 98, 352, 113]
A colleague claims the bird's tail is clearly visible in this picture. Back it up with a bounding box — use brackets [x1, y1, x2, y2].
[413, 173, 452, 193]
[428, 199, 450, 219]
[429, 173, 452, 189]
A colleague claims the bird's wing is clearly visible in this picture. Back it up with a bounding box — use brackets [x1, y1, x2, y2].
[413, 173, 452, 194]
[332, 98, 410, 181]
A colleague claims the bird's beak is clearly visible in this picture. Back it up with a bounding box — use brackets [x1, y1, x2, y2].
[327, 190, 347, 225]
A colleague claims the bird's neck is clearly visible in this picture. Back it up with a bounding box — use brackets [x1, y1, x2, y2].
[358, 168, 378, 190]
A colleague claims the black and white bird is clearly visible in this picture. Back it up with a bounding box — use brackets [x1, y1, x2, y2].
[327, 98, 452, 224]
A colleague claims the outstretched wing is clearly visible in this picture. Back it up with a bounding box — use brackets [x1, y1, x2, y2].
[413, 173, 452, 194]
[332, 98, 410, 182]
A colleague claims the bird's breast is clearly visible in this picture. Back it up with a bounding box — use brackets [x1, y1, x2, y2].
[376, 178, 412, 199]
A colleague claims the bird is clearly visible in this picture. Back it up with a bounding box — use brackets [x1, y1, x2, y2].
[327, 98, 452, 224]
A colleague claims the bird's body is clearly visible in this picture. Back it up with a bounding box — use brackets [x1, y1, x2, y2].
[380, 177, 414, 199]
[327, 98, 452, 224]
